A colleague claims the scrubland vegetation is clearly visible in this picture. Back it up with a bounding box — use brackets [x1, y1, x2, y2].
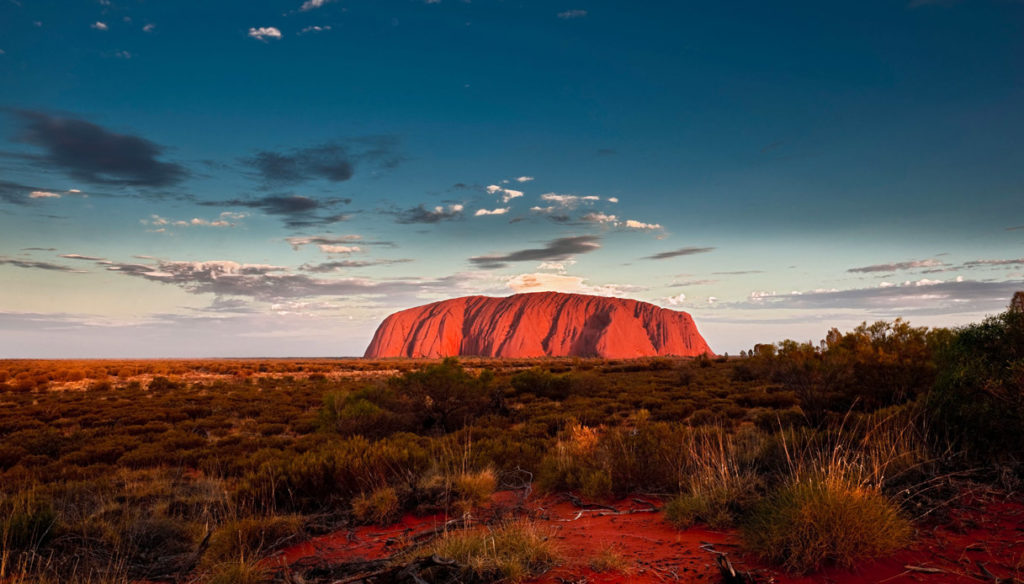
[1, 296, 1022, 582]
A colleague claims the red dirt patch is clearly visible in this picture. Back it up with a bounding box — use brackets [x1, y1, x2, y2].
[274, 491, 1024, 583]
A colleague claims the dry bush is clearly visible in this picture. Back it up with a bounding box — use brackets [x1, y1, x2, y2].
[588, 545, 631, 574]
[744, 470, 911, 573]
[430, 520, 561, 583]
[351, 486, 401, 525]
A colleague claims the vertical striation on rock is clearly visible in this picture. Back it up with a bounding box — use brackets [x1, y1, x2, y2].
[364, 292, 714, 358]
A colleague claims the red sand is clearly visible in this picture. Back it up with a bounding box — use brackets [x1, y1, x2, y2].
[363, 291, 714, 359]
[274, 490, 1024, 583]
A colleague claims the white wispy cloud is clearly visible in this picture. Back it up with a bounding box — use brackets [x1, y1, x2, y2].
[143, 23, 155, 32]
[29, 191, 61, 199]
[248, 27, 282, 41]
[300, 25, 332, 34]
[624, 219, 662, 230]
[474, 208, 509, 216]
[300, 0, 331, 11]
[515, 176, 534, 183]
[91, 21, 108, 31]
[486, 184, 524, 203]
[662, 293, 686, 306]
[141, 213, 242, 229]
[319, 245, 362, 254]
[507, 272, 639, 296]
[581, 212, 618, 224]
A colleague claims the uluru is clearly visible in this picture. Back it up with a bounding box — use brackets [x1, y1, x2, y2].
[364, 291, 714, 359]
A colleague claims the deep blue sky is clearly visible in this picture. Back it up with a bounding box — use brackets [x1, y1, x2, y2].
[1, 0, 1022, 357]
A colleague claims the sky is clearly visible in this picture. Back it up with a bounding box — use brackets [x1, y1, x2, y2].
[0, 0, 1022, 358]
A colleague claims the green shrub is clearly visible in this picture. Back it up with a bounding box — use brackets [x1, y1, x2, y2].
[510, 369, 571, 400]
[928, 299, 1024, 470]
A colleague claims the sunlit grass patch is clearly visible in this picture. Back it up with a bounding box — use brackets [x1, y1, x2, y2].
[744, 471, 911, 573]
[430, 520, 561, 582]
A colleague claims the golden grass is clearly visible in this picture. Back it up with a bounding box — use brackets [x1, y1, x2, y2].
[430, 520, 561, 583]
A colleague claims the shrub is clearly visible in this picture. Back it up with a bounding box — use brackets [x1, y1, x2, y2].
[743, 473, 911, 573]
[389, 358, 495, 432]
[928, 299, 1024, 471]
[351, 486, 401, 525]
[1, 490, 57, 550]
[510, 369, 571, 400]
[589, 545, 631, 574]
[203, 515, 304, 568]
[206, 558, 272, 584]
[430, 520, 561, 583]
[453, 468, 497, 507]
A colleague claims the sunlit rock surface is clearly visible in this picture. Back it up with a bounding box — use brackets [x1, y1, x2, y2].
[364, 292, 714, 358]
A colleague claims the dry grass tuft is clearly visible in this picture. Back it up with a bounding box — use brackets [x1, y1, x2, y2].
[430, 520, 561, 583]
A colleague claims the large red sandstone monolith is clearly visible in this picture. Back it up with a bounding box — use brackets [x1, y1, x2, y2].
[364, 292, 714, 359]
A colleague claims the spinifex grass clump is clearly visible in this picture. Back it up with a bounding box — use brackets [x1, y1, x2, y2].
[742, 414, 920, 576]
[744, 470, 911, 573]
[430, 520, 562, 583]
[664, 426, 762, 529]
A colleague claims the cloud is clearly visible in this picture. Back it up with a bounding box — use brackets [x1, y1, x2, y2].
[10, 110, 187, 187]
[300, 0, 331, 11]
[1007, 225, 1024, 231]
[300, 25, 331, 34]
[142, 213, 241, 229]
[963, 258, 1024, 267]
[670, 279, 717, 287]
[470, 235, 600, 269]
[199, 195, 350, 228]
[102, 257, 439, 302]
[29, 190, 60, 199]
[537, 260, 574, 273]
[581, 212, 617, 224]
[516, 176, 534, 183]
[624, 219, 662, 230]
[91, 21, 108, 30]
[557, 9, 587, 19]
[318, 245, 361, 254]
[248, 27, 282, 41]
[507, 272, 640, 296]
[734, 277, 1023, 316]
[847, 259, 945, 273]
[607, 197, 619, 203]
[245, 138, 400, 185]
[0, 257, 83, 272]
[535, 193, 605, 211]
[643, 246, 715, 260]
[299, 258, 413, 273]
[713, 270, 764, 275]
[475, 207, 509, 216]
[60, 254, 106, 261]
[662, 293, 686, 306]
[393, 203, 464, 224]
[287, 235, 360, 250]
[142, 23, 155, 32]
[486, 184, 524, 203]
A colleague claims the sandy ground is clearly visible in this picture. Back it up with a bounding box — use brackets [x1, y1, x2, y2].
[272, 488, 1023, 583]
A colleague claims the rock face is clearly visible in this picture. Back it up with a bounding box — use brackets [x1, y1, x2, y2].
[364, 292, 714, 359]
